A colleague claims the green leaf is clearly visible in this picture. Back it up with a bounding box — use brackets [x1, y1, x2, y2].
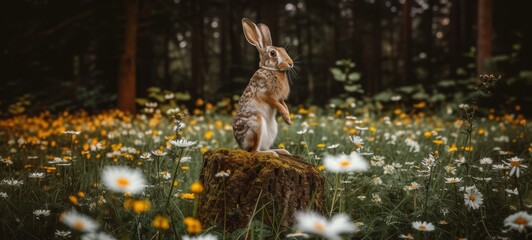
[344, 84, 361, 92]
[175, 92, 191, 101]
[330, 68, 346, 81]
[373, 90, 393, 102]
[348, 72, 361, 81]
[147, 87, 161, 93]
[412, 92, 428, 100]
[437, 80, 456, 87]
[135, 98, 148, 105]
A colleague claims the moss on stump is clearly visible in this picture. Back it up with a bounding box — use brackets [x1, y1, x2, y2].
[198, 148, 326, 233]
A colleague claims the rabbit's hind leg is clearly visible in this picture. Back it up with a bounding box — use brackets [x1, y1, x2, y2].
[248, 114, 279, 157]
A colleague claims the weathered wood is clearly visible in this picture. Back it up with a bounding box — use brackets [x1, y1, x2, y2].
[198, 149, 326, 232]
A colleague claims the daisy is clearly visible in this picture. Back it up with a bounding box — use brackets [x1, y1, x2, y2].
[33, 209, 51, 218]
[445, 177, 462, 184]
[101, 166, 146, 194]
[404, 182, 420, 191]
[0, 192, 8, 198]
[295, 211, 357, 240]
[323, 152, 369, 173]
[63, 131, 81, 135]
[327, 143, 340, 149]
[505, 188, 518, 195]
[504, 211, 532, 233]
[411, 221, 435, 231]
[169, 138, 197, 148]
[503, 156, 527, 178]
[349, 135, 364, 148]
[151, 149, 167, 157]
[55, 230, 72, 238]
[1, 178, 23, 187]
[182, 234, 218, 240]
[286, 230, 310, 238]
[464, 187, 484, 210]
[29, 172, 45, 179]
[399, 233, 414, 239]
[81, 232, 116, 240]
[370, 155, 385, 167]
[479, 157, 493, 165]
[60, 210, 99, 233]
[215, 170, 231, 178]
[140, 153, 153, 161]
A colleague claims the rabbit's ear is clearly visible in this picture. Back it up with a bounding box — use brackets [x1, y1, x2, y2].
[242, 18, 264, 49]
[257, 23, 272, 47]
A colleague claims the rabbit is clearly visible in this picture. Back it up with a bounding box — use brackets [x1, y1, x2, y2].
[232, 18, 294, 157]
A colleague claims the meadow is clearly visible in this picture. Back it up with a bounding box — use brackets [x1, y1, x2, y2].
[0, 87, 530, 239]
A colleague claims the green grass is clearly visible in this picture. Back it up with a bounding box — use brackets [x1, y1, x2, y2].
[0, 105, 530, 239]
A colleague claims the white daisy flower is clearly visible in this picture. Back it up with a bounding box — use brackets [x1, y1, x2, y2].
[169, 138, 197, 148]
[323, 152, 369, 173]
[29, 172, 45, 179]
[464, 187, 484, 210]
[370, 155, 385, 167]
[327, 144, 340, 149]
[295, 211, 357, 240]
[504, 211, 532, 233]
[0, 192, 8, 198]
[33, 209, 51, 218]
[399, 233, 414, 239]
[503, 157, 527, 178]
[140, 152, 153, 161]
[63, 131, 81, 135]
[371, 176, 383, 185]
[349, 135, 364, 147]
[404, 182, 420, 191]
[151, 149, 167, 157]
[411, 221, 435, 231]
[445, 177, 462, 184]
[383, 164, 395, 175]
[479, 157, 493, 165]
[215, 170, 231, 178]
[1, 178, 23, 187]
[101, 166, 146, 194]
[505, 188, 518, 195]
[60, 210, 99, 233]
[81, 231, 117, 240]
[182, 234, 219, 240]
[55, 230, 72, 238]
[286, 231, 310, 238]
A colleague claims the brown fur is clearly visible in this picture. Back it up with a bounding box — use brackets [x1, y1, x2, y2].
[233, 18, 294, 156]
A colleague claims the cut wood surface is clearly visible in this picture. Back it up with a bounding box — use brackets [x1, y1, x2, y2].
[198, 148, 326, 232]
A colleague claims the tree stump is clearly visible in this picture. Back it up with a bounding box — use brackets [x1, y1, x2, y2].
[198, 149, 326, 233]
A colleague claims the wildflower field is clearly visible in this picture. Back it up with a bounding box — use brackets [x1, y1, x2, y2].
[0, 91, 531, 239]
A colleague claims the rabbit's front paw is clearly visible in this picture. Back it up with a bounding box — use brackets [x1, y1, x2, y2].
[283, 115, 292, 125]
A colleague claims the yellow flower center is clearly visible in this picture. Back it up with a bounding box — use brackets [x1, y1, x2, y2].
[314, 222, 325, 232]
[340, 160, 350, 167]
[469, 195, 475, 201]
[510, 161, 521, 167]
[116, 177, 129, 188]
[514, 217, 527, 225]
[418, 225, 426, 230]
[73, 220, 85, 231]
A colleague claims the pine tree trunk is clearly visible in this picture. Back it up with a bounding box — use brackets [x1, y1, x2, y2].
[117, 0, 138, 113]
[198, 149, 326, 233]
[477, 0, 492, 75]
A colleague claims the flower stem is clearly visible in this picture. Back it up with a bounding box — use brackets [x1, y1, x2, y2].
[163, 147, 185, 213]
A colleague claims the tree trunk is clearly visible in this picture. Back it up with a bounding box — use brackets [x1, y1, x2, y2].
[190, 0, 205, 99]
[198, 149, 326, 233]
[401, 0, 412, 86]
[477, 0, 492, 75]
[117, 0, 139, 113]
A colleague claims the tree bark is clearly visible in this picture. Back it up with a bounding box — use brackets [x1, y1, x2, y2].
[198, 149, 326, 233]
[477, 0, 492, 75]
[117, 0, 139, 113]
[401, 0, 412, 86]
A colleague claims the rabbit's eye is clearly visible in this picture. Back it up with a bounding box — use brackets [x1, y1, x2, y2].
[269, 50, 276, 57]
